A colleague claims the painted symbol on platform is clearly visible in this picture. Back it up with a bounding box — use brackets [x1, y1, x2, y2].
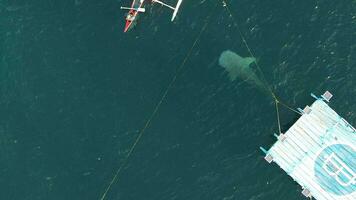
[315, 144, 356, 196]
[323, 152, 355, 186]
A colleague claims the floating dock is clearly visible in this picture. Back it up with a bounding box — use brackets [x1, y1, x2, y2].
[261, 91, 355, 199]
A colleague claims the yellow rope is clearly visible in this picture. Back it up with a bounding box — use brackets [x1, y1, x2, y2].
[221, 0, 302, 135]
[275, 100, 282, 134]
[222, 0, 276, 99]
[278, 100, 302, 115]
[99, 4, 218, 200]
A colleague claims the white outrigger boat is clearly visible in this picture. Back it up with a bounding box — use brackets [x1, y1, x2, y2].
[120, 0, 183, 32]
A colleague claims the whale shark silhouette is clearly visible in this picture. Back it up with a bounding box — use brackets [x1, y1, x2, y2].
[219, 50, 266, 90]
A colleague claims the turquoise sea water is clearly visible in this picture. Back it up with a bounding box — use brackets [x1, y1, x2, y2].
[1, 0, 355, 199]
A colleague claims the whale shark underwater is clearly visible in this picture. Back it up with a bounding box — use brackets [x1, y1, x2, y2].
[219, 50, 267, 91]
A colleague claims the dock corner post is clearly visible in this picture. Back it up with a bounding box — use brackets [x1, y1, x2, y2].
[260, 147, 274, 163]
[301, 188, 312, 198]
[321, 90, 333, 102]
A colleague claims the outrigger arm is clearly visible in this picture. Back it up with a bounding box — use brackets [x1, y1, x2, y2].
[120, 6, 146, 12]
[152, 0, 175, 10]
[152, 0, 183, 21]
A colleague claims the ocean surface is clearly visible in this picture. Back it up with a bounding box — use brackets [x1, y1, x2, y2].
[1, 0, 355, 199]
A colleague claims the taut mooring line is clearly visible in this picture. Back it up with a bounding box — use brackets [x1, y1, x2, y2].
[222, 0, 275, 99]
[221, 0, 302, 134]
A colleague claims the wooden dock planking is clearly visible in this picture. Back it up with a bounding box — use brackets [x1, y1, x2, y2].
[262, 92, 355, 199]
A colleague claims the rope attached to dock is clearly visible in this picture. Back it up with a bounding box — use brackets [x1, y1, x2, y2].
[222, 0, 302, 133]
[100, 2, 303, 198]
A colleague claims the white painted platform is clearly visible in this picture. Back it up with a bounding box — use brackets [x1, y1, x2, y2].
[265, 97, 355, 199]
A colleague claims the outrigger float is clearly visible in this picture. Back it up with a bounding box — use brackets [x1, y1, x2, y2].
[120, 0, 183, 32]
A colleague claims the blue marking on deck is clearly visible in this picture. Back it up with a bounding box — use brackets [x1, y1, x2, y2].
[314, 144, 356, 196]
